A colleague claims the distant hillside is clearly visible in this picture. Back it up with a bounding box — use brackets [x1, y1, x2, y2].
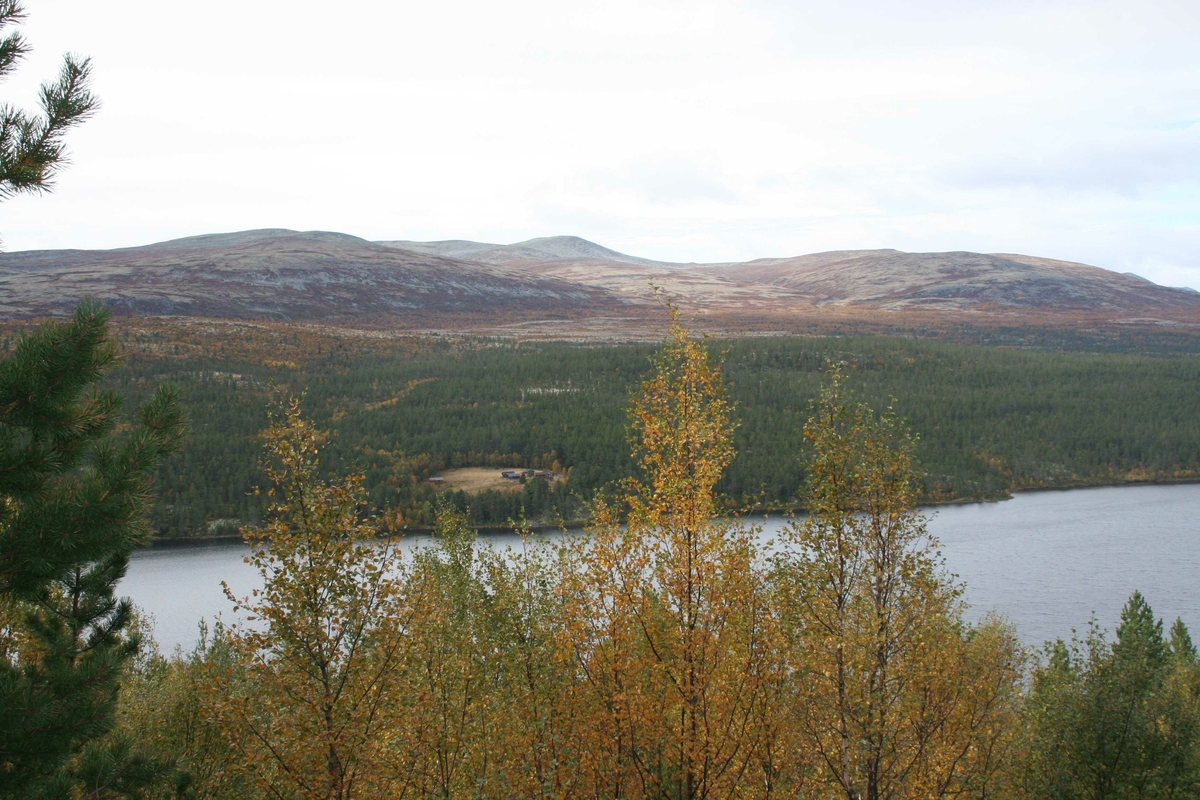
[379, 235, 676, 268]
[2, 229, 1199, 338]
[0, 229, 616, 323]
[699, 250, 1198, 313]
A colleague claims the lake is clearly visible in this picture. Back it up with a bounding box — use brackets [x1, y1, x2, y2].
[124, 483, 1200, 653]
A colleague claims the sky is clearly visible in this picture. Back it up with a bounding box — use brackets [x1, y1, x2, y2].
[3, 0, 1199, 288]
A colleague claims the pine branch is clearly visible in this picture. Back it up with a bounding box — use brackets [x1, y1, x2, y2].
[0, 52, 97, 200]
[0, 0, 29, 80]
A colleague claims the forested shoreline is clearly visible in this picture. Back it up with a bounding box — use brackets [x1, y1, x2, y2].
[5, 1, 1200, 792]
[55, 320, 1200, 539]
[6, 306, 1200, 798]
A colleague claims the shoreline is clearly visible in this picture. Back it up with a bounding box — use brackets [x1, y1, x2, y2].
[139, 476, 1200, 549]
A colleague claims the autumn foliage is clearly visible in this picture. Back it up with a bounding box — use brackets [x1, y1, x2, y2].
[214, 398, 407, 799]
[775, 368, 1023, 799]
[95, 314, 1200, 799]
[557, 315, 775, 797]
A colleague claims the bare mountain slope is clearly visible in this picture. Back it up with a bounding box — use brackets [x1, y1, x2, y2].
[701, 250, 1199, 314]
[2, 231, 1198, 334]
[381, 235, 681, 269]
[0, 229, 615, 322]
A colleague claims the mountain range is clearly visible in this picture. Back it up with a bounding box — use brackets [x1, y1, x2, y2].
[2, 229, 1198, 338]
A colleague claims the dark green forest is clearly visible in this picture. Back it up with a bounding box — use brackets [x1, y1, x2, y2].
[16, 309, 1200, 798]
[68, 324, 1199, 539]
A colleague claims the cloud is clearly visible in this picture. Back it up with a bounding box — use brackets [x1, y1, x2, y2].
[946, 127, 1200, 195]
[2, 0, 1200, 290]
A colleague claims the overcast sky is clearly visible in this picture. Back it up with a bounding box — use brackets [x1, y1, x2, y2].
[3, 0, 1199, 288]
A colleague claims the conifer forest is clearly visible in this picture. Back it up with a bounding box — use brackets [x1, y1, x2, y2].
[4, 307, 1200, 798]
[4, 1, 1200, 795]
[75, 318, 1200, 538]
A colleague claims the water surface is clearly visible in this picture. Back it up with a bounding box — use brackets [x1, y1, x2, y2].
[124, 483, 1200, 653]
[923, 484, 1200, 647]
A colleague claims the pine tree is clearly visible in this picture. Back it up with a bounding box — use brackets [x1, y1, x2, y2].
[0, 0, 97, 241]
[0, 7, 144, 794]
[0, 302, 185, 796]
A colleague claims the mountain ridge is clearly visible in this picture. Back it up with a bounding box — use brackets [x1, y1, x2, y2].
[2, 230, 1198, 337]
[379, 235, 683, 269]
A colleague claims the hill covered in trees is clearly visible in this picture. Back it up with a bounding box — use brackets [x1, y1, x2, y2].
[36, 318, 1197, 539]
[94, 319, 1200, 799]
[6, 304, 1200, 798]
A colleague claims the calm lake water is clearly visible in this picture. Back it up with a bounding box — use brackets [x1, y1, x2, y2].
[124, 483, 1200, 653]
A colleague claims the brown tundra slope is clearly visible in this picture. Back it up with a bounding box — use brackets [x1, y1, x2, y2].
[0, 230, 618, 324]
[699, 249, 1198, 314]
[3, 230, 1199, 339]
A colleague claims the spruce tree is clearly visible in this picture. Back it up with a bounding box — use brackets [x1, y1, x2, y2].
[1023, 593, 1200, 799]
[0, 302, 185, 796]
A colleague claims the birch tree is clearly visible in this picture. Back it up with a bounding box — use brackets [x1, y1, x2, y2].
[559, 311, 778, 799]
[214, 399, 407, 800]
[776, 367, 1021, 800]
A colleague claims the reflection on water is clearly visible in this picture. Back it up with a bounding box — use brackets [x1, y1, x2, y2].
[125, 483, 1200, 653]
